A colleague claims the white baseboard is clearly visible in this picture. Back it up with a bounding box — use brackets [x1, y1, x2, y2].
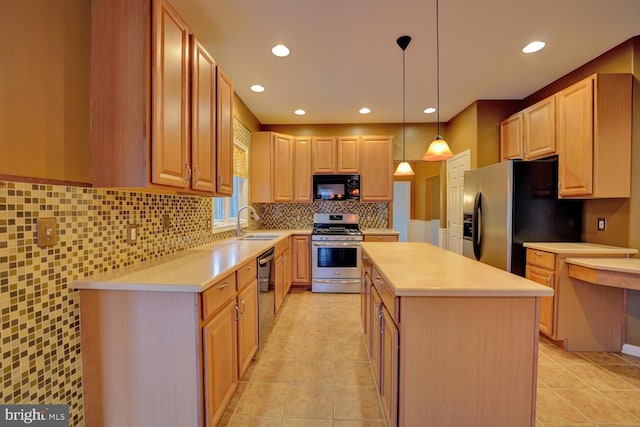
[621, 343, 640, 358]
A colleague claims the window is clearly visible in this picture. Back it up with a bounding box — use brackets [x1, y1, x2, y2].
[213, 142, 249, 229]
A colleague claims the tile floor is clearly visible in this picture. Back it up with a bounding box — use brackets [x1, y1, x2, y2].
[219, 291, 640, 427]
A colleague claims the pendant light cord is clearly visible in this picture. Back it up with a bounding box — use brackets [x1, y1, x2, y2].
[436, 0, 441, 138]
[402, 46, 407, 161]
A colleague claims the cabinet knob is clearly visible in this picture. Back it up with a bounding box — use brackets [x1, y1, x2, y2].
[185, 163, 192, 184]
[218, 281, 229, 290]
[194, 166, 201, 184]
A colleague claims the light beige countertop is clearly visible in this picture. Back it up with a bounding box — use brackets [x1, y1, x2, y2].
[565, 257, 640, 291]
[565, 257, 640, 274]
[361, 228, 400, 235]
[362, 242, 553, 297]
[71, 230, 305, 293]
[523, 242, 638, 255]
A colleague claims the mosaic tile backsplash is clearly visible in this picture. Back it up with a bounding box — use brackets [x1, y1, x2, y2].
[0, 185, 388, 426]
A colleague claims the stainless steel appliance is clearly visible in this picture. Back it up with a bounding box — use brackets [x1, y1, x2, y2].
[257, 248, 275, 349]
[313, 175, 360, 200]
[462, 156, 583, 276]
[311, 213, 363, 293]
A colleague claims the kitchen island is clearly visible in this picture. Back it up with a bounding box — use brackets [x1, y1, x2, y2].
[361, 242, 552, 427]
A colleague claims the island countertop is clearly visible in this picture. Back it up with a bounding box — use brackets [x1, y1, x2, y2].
[523, 242, 638, 255]
[362, 242, 553, 297]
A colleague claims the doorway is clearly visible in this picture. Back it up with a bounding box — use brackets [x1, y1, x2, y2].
[446, 149, 471, 254]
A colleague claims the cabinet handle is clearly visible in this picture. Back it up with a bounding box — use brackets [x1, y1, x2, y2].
[185, 163, 192, 184]
[247, 264, 254, 270]
[218, 281, 229, 290]
[534, 252, 543, 256]
[546, 275, 551, 286]
[378, 308, 384, 334]
[239, 297, 246, 315]
[234, 304, 240, 324]
[194, 166, 200, 184]
[375, 276, 383, 283]
[219, 174, 223, 185]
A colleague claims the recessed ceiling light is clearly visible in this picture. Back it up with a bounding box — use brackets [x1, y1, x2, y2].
[294, 109, 306, 116]
[359, 107, 371, 114]
[250, 84, 265, 93]
[522, 41, 546, 54]
[272, 44, 290, 57]
[424, 107, 436, 114]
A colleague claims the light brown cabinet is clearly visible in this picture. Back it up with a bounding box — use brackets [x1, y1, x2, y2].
[360, 136, 394, 201]
[312, 137, 359, 174]
[251, 132, 295, 202]
[292, 235, 311, 285]
[216, 69, 234, 195]
[293, 138, 312, 202]
[91, 0, 233, 195]
[500, 96, 555, 162]
[363, 234, 399, 242]
[499, 114, 523, 161]
[556, 73, 632, 198]
[274, 238, 292, 312]
[524, 246, 631, 351]
[237, 279, 258, 378]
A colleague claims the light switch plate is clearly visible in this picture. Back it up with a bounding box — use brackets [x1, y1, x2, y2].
[162, 214, 170, 231]
[37, 218, 57, 247]
[127, 224, 139, 245]
[597, 217, 606, 231]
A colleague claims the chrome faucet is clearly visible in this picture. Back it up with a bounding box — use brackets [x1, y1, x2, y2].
[236, 205, 260, 237]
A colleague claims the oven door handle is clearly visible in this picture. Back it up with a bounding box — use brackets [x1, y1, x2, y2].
[312, 242, 362, 248]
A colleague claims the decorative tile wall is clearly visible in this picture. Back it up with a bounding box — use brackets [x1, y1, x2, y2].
[256, 201, 389, 229]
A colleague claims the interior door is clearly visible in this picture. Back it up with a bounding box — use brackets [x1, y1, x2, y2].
[446, 150, 471, 254]
[392, 181, 410, 241]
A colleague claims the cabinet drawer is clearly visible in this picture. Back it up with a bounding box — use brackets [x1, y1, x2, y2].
[202, 273, 236, 321]
[526, 249, 555, 270]
[364, 235, 398, 242]
[237, 260, 257, 291]
[372, 267, 399, 323]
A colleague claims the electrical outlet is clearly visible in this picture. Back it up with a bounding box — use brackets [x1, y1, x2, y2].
[597, 217, 606, 231]
[162, 214, 170, 231]
[127, 224, 139, 245]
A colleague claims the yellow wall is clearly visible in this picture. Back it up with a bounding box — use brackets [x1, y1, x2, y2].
[0, 0, 91, 184]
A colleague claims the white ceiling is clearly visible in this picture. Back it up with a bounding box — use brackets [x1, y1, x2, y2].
[171, 0, 640, 125]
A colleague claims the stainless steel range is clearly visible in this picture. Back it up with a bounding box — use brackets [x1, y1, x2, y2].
[311, 213, 363, 293]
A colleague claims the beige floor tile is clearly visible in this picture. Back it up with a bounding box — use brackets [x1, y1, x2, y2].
[298, 340, 336, 361]
[537, 363, 591, 389]
[332, 341, 369, 361]
[333, 328, 366, 344]
[261, 338, 299, 360]
[617, 353, 640, 365]
[269, 325, 304, 341]
[562, 363, 637, 390]
[535, 388, 590, 424]
[333, 385, 384, 421]
[292, 360, 335, 385]
[599, 389, 640, 419]
[334, 420, 386, 427]
[578, 352, 633, 365]
[284, 384, 334, 419]
[555, 388, 640, 424]
[540, 344, 591, 364]
[227, 414, 282, 426]
[598, 364, 640, 388]
[282, 418, 334, 426]
[333, 361, 375, 386]
[250, 358, 297, 383]
[234, 382, 290, 417]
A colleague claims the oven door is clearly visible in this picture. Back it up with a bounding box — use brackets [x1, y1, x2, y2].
[311, 241, 362, 279]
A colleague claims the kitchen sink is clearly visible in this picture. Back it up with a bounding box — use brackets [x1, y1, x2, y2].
[238, 234, 280, 241]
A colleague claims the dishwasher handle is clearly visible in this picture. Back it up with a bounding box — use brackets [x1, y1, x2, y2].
[258, 254, 274, 265]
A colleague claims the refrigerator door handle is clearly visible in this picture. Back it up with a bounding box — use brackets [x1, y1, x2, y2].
[472, 192, 482, 260]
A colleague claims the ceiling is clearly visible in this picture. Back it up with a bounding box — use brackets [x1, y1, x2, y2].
[170, 0, 640, 125]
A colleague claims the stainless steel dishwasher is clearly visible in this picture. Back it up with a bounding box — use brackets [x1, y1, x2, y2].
[257, 248, 275, 350]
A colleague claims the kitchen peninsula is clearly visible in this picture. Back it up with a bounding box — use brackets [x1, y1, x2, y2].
[361, 242, 552, 426]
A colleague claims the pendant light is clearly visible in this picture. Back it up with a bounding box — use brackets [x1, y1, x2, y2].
[394, 35, 415, 176]
[423, 0, 454, 161]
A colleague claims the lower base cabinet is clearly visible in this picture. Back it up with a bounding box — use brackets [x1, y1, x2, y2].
[203, 299, 238, 426]
[237, 280, 259, 378]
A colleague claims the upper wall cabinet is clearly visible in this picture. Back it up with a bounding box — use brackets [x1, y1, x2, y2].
[360, 136, 394, 202]
[500, 96, 555, 162]
[251, 132, 295, 203]
[293, 137, 312, 202]
[91, 0, 233, 195]
[312, 137, 360, 174]
[557, 73, 631, 199]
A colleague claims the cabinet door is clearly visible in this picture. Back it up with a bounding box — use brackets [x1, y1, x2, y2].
[360, 136, 393, 201]
[292, 235, 310, 284]
[274, 253, 284, 313]
[283, 245, 292, 295]
[381, 307, 399, 427]
[312, 137, 336, 173]
[361, 272, 372, 356]
[203, 299, 238, 426]
[237, 280, 259, 378]
[370, 287, 383, 392]
[294, 138, 312, 202]
[363, 235, 398, 242]
[216, 68, 234, 195]
[273, 134, 294, 201]
[190, 36, 216, 193]
[523, 97, 555, 160]
[557, 77, 594, 197]
[152, 0, 190, 188]
[337, 137, 360, 173]
[526, 265, 555, 336]
[499, 114, 523, 161]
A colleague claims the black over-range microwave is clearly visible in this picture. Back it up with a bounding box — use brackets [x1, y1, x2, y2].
[312, 174, 360, 200]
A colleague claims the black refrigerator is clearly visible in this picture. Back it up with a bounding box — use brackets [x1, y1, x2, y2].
[462, 156, 583, 276]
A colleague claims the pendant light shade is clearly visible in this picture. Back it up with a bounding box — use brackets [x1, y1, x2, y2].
[394, 35, 415, 176]
[423, 0, 454, 162]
